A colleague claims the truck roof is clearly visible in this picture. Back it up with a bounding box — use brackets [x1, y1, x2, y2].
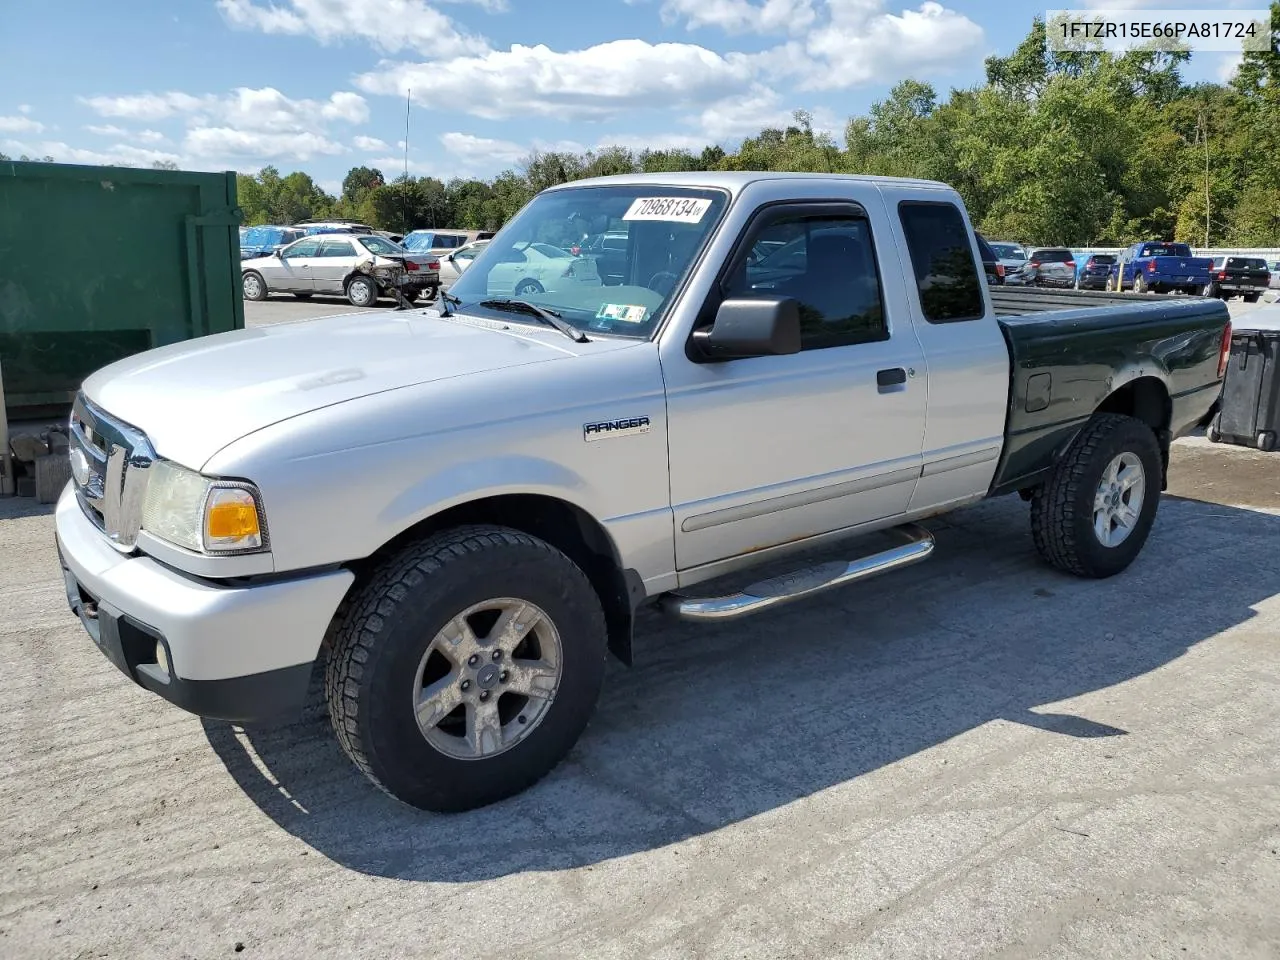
[548, 171, 954, 193]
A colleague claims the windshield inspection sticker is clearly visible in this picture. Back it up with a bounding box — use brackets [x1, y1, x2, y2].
[596, 303, 649, 324]
[622, 197, 712, 223]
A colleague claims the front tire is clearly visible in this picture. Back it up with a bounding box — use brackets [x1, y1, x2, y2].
[325, 525, 608, 812]
[347, 275, 378, 307]
[242, 271, 268, 301]
[1029, 414, 1162, 579]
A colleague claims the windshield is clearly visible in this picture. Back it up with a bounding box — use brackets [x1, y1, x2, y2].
[989, 243, 1024, 259]
[359, 236, 406, 256]
[447, 185, 729, 339]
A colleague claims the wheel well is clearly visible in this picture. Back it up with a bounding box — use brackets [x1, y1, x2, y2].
[1095, 376, 1172, 485]
[353, 494, 638, 666]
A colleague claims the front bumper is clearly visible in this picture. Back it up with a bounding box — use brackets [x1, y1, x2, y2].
[54, 484, 354, 723]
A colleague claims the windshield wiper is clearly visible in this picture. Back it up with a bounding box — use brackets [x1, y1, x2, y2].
[477, 299, 589, 343]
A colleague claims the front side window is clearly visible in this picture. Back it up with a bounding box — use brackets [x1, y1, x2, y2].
[447, 185, 729, 339]
[898, 201, 984, 323]
[722, 213, 887, 350]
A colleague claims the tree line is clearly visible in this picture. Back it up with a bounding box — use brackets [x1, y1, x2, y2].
[10, 9, 1277, 246]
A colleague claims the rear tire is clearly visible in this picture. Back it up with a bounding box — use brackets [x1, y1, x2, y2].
[325, 525, 608, 812]
[1029, 414, 1162, 579]
[347, 275, 378, 307]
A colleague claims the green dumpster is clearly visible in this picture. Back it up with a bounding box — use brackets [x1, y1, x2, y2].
[0, 160, 244, 421]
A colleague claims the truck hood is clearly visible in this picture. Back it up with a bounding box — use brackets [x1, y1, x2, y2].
[82, 310, 582, 469]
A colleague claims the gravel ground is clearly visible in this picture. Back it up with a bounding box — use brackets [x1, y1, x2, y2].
[2, 436, 1278, 960]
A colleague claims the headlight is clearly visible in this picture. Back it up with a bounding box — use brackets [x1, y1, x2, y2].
[141, 460, 267, 554]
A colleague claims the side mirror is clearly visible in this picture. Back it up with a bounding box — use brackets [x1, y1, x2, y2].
[691, 296, 801, 361]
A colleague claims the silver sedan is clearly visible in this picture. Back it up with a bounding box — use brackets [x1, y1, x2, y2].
[240, 234, 440, 307]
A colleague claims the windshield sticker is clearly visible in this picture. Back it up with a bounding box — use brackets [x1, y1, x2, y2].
[622, 197, 712, 223]
[596, 303, 649, 324]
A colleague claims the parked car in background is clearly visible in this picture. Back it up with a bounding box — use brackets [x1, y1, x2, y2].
[1110, 241, 1213, 295]
[401, 229, 491, 254]
[298, 220, 376, 236]
[483, 240, 601, 297]
[976, 232, 1004, 285]
[575, 230, 629, 285]
[240, 233, 439, 306]
[437, 239, 490, 288]
[1075, 253, 1117, 290]
[1204, 256, 1271, 302]
[239, 225, 305, 260]
[1026, 247, 1076, 287]
[988, 240, 1030, 285]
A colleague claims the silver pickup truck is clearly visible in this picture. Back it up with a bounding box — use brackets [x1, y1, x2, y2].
[56, 173, 1231, 812]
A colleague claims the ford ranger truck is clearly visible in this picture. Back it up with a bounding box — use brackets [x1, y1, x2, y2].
[1110, 241, 1214, 295]
[55, 173, 1232, 812]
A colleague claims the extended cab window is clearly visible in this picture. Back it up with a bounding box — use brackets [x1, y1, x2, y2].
[724, 213, 887, 350]
[898, 202, 984, 323]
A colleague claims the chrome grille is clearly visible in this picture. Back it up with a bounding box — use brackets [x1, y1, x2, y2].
[69, 394, 155, 551]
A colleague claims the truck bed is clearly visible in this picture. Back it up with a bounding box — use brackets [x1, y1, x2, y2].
[987, 286, 1230, 497]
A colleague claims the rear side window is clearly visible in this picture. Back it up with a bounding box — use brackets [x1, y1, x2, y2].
[898, 201, 984, 323]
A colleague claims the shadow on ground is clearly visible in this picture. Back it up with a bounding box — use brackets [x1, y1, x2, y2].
[203, 493, 1280, 882]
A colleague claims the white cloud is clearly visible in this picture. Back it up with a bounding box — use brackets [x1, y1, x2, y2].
[216, 0, 488, 57]
[0, 115, 45, 134]
[1, 138, 181, 167]
[81, 87, 367, 130]
[660, 0, 817, 35]
[79, 91, 206, 120]
[440, 131, 527, 165]
[357, 39, 754, 121]
[354, 135, 389, 151]
[1216, 51, 1244, 82]
[183, 127, 347, 162]
[783, 0, 986, 91]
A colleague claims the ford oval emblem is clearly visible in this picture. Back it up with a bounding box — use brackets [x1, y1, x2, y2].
[70, 448, 90, 486]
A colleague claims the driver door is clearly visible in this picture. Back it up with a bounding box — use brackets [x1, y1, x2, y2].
[270, 238, 321, 292]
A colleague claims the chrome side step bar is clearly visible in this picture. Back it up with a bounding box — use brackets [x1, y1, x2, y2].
[658, 523, 935, 623]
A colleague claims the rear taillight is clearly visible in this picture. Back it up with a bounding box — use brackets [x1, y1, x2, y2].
[1217, 322, 1232, 379]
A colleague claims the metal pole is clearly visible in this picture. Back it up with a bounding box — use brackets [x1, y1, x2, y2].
[0, 357, 14, 496]
[1202, 111, 1210, 249]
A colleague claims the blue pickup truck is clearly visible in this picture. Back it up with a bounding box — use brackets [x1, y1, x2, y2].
[1109, 241, 1214, 295]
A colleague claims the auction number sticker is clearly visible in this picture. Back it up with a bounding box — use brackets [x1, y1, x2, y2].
[622, 197, 712, 223]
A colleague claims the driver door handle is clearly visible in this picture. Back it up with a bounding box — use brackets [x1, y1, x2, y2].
[877, 367, 907, 389]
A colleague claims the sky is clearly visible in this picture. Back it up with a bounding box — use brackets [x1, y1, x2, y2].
[0, 0, 1257, 196]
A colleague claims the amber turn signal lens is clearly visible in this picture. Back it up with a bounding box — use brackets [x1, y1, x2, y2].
[204, 487, 262, 549]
